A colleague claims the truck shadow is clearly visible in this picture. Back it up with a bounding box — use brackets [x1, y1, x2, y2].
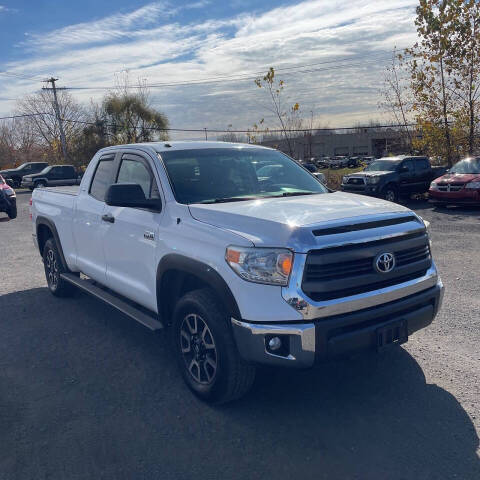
[1, 287, 479, 479]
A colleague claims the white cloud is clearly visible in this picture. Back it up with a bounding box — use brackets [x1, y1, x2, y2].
[0, 0, 419, 136]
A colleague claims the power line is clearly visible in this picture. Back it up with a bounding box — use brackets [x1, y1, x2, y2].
[56, 51, 407, 91]
[0, 112, 52, 121]
[57, 115, 419, 134]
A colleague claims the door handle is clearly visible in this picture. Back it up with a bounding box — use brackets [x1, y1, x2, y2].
[101, 213, 115, 223]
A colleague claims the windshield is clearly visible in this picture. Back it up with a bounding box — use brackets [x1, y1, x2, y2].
[160, 147, 327, 204]
[450, 157, 480, 174]
[364, 160, 400, 172]
[38, 166, 52, 174]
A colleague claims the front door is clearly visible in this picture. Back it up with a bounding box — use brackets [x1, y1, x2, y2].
[103, 152, 163, 312]
[73, 153, 116, 283]
[398, 159, 415, 195]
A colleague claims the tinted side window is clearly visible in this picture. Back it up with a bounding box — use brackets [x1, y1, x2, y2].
[90, 157, 115, 201]
[416, 159, 429, 171]
[49, 167, 62, 178]
[402, 160, 414, 172]
[116, 155, 160, 199]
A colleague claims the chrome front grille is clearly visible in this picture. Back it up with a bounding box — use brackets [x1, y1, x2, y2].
[302, 232, 431, 301]
[437, 183, 464, 192]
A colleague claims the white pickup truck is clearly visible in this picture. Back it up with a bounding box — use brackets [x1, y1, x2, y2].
[31, 141, 444, 403]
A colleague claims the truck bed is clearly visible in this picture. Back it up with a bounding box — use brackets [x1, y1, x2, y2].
[42, 185, 80, 196]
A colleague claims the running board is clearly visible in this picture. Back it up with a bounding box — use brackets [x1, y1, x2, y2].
[60, 273, 163, 331]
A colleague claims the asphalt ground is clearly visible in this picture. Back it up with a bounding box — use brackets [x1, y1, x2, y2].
[1, 191, 479, 479]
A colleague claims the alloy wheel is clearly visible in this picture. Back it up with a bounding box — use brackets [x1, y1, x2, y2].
[180, 313, 218, 385]
[45, 248, 58, 289]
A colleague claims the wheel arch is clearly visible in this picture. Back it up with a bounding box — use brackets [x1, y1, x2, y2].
[36, 217, 68, 269]
[156, 254, 241, 325]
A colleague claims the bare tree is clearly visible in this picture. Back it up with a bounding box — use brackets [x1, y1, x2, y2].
[255, 68, 301, 157]
[380, 48, 414, 151]
[17, 89, 85, 162]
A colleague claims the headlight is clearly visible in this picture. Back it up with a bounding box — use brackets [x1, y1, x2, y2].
[226, 246, 293, 286]
[466, 181, 480, 189]
[4, 187, 15, 197]
[342, 176, 348, 184]
[429, 182, 439, 190]
[366, 176, 380, 184]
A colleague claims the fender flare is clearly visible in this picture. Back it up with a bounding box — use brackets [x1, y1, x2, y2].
[35, 216, 68, 270]
[33, 177, 49, 186]
[156, 253, 241, 320]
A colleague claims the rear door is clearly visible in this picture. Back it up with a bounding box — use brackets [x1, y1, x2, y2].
[414, 158, 431, 192]
[73, 154, 116, 283]
[102, 151, 164, 311]
[47, 166, 64, 186]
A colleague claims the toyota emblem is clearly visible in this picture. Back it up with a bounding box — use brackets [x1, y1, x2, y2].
[374, 252, 395, 273]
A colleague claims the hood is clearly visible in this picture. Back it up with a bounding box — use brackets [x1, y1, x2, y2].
[188, 191, 412, 252]
[434, 172, 480, 184]
[347, 170, 393, 177]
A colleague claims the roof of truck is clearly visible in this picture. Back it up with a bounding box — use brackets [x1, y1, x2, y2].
[99, 141, 272, 154]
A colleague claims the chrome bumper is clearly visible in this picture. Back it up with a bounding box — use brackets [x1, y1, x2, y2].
[231, 318, 316, 367]
[232, 275, 444, 368]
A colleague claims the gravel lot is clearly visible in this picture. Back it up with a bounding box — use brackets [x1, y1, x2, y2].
[1, 191, 479, 479]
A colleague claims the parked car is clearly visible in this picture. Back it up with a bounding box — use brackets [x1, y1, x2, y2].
[429, 156, 480, 206]
[347, 156, 361, 168]
[302, 162, 317, 173]
[0, 174, 17, 219]
[21, 165, 79, 189]
[312, 172, 326, 184]
[341, 155, 442, 203]
[0, 162, 49, 188]
[31, 142, 443, 403]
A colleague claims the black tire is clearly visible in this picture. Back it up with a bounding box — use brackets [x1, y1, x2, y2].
[7, 200, 17, 219]
[382, 184, 399, 203]
[42, 238, 76, 297]
[172, 288, 256, 404]
[35, 181, 46, 189]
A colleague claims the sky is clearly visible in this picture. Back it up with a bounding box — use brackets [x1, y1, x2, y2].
[0, 0, 420, 139]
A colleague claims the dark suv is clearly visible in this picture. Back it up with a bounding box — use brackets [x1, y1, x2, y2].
[0, 162, 49, 188]
[21, 165, 79, 189]
[341, 156, 442, 203]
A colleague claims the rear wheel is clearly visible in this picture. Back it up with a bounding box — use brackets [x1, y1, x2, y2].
[43, 238, 75, 297]
[172, 288, 256, 404]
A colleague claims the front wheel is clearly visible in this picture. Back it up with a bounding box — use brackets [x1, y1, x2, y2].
[35, 181, 47, 189]
[383, 185, 399, 203]
[7, 200, 17, 219]
[172, 288, 256, 404]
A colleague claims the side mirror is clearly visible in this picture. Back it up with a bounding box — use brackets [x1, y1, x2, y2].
[105, 183, 162, 211]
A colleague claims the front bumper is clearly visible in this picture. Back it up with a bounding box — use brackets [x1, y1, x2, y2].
[232, 279, 443, 368]
[341, 184, 381, 197]
[21, 180, 34, 188]
[429, 189, 480, 205]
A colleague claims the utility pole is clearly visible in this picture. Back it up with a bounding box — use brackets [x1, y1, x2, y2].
[44, 77, 68, 162]
[204, 127, 208, 141]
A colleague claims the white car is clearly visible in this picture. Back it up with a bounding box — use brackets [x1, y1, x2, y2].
[31, 141, 444, 403]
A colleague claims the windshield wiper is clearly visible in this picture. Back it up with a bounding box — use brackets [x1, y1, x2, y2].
[268, 191, 317, 198]
[197, 196, 259, 204]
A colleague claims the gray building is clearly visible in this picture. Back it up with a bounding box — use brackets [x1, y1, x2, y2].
[261, 128, 408, 159]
